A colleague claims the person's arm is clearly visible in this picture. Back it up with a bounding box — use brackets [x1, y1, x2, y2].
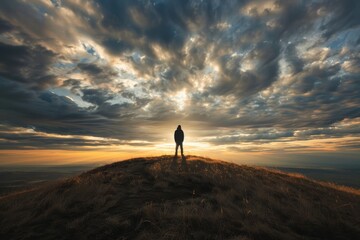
[174, 131, 176, 142]
[181, 130, 184, 142]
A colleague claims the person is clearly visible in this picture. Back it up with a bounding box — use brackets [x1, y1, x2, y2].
[174, 125, 184, 157]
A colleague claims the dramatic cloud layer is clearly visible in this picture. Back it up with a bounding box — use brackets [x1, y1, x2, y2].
[0, 0, 359, 156]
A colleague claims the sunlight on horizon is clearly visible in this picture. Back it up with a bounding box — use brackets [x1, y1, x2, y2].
[0, 120, 359, 167]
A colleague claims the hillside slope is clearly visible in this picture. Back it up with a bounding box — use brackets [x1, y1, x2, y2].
[0, 155, 359, 240]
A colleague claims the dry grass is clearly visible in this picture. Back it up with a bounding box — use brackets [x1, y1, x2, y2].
[0, 155, 359, 240]
[257, 166, 360, 195]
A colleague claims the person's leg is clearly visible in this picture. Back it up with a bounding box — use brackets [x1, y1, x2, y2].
[175, 143, 179, 157]
[180, 143, 184, 156]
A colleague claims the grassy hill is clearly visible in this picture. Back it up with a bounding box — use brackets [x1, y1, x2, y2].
[1, 155, 359, 240]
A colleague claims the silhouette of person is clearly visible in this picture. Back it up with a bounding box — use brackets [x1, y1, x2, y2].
[174, 125, 184, 157]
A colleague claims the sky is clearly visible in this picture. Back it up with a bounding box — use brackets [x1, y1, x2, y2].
[0, 0, 359, 167]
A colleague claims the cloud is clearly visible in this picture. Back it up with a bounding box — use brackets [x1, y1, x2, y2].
[0, 0, 359, 152]
[0, 42, 57, 89]
[0, 18, 13, 33]
[210, 41, 280, 97]
[0, 124, 152, 150]
[77, 62, 118, 84]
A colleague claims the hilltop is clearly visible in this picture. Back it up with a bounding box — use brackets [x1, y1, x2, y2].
[0, 155, 359, 240]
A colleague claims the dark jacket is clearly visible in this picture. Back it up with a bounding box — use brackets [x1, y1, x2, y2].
[174, 129, 184, 144]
